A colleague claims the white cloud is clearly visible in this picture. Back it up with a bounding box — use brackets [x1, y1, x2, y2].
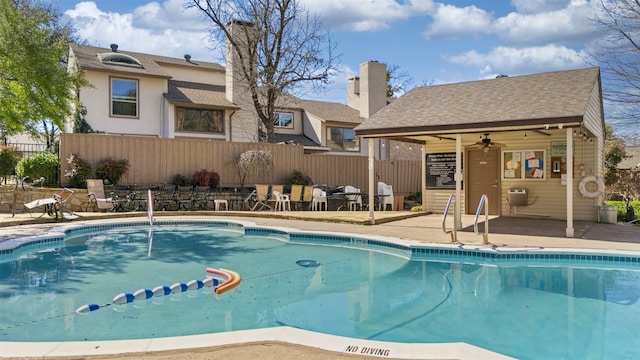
[301, 0, 435, 32]
[510, 0, 572, 14]
[445, 44, 587, 75]
[65, 1, 221, 62]
[423, 4, 493, 39]
[492, 1, 599, 46]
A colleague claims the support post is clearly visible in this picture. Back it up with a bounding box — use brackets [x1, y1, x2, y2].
[566, 128, 574, 237]
[368, 138, 375, 225]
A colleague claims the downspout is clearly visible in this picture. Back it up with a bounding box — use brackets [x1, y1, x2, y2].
[228, 109, 236, 142]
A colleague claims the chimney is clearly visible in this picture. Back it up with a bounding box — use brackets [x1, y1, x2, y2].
[110, 43, 118, 52]
[184, 54, 191, 62]
[359, 61, 387, 118]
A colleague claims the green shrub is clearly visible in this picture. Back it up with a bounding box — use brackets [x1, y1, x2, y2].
[286, 169, 312, 186]
[95, 158, 129, 185]
[0, 146, 21, 182]
[606, 200, 640, 221]
[192, 169, 220, 188]
[15, 152, 59, 186]
[65, 153, 93, 188]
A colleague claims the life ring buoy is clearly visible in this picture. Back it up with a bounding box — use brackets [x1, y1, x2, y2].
[579, 176, 604, 198]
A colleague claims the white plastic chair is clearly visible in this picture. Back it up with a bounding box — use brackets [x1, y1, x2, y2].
[272, 190, 291, 211]
[377, 182, 394, 211]
[344, 185, 362, 211]
[311, 188, 327, 211]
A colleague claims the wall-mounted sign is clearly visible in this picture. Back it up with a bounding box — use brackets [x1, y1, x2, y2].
[426, 153, 462, 189]
[551, 141, 566, 157]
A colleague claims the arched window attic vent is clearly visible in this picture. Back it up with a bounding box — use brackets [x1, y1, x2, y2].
[98, 52, 144, 68]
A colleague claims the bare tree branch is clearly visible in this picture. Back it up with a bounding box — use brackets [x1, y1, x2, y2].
[187, 0, 339, 142]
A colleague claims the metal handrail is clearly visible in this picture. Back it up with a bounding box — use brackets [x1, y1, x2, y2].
[473, 194, 489, 244]
[442, 194, 457, 242]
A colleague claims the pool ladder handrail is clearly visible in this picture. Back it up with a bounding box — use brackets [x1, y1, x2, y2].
[474, 194, 489, 244]
[442, 194, 457, 242]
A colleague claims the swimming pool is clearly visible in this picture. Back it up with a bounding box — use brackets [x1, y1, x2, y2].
[1, 219, 639, 360]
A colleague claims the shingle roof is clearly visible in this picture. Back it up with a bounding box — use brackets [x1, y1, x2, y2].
[355, 67, 600, 136]
[274, 133, 321, 147]
[618, 146, 640, 169]
[296, 99, 363, 124]
[69, 43, 224, 78]
[166, 81, 238, 109]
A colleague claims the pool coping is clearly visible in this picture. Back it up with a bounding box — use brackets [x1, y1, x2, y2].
[2, 216, 639, 359]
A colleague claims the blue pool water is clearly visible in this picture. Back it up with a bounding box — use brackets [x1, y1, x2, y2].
[0, 220, 639, 360]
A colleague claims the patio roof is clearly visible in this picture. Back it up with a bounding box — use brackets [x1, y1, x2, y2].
[165, 80, 239, 109]
[355, 67, 601, 137]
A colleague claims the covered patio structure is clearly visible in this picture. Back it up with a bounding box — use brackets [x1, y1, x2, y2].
[355, 67, 606, 237]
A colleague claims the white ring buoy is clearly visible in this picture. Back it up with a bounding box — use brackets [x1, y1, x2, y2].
[579, 176, 604, 198]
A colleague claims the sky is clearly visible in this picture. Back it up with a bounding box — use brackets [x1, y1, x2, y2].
[52, 0, 607, 110]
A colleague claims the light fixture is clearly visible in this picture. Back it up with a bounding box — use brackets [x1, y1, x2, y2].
[558, 124, 563, 129]
[544, 124, 549, 130]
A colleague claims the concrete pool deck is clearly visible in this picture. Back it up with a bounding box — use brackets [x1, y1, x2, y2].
[1, 210, 639, 360]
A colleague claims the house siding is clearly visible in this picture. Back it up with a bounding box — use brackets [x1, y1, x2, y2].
[80, 70, 166, 136]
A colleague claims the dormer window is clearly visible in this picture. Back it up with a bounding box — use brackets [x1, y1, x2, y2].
[98, 53, 143, 68]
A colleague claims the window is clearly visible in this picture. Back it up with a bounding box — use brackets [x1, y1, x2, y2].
[111, 78, 138, 117]
[328, 127, 359, 152]
[98, 53, 143, 68]
[274, 112, 293, 128]
[176, 108, 224, 133]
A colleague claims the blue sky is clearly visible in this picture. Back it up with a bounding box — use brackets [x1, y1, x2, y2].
[53, 0, 603, 104]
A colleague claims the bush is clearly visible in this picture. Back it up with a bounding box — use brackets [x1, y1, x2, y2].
[606, 200, 640, 222]
[15, 152, 59, 186]
[95, 158, 129, 185]
[65, 153, 93, 188]
[192, 169, 220, 188]
[0, 146, 21, 182]
[286, 169, 312, 186]
[172, 174, 192, 186]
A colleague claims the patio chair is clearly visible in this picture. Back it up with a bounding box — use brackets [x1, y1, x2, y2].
[289, 184, 303, 210]
[86, 179, 115, 212]
[24, 188, 76, 220]
[311, 188, 327, 211]
[344, 185, 362, 211]
[272, 190, 291, 211]
[251, 184, 272, 211]
[378, 182, 394, 211]
[301, 185, 313, 210]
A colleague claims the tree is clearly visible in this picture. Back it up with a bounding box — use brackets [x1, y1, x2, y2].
[386, 64, 413, 98]
[188, 0, 338, 143]
[591, 0, 640, 137]
[0, 0, 85, 144]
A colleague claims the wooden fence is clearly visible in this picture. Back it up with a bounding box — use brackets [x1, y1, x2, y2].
[60, 134, 422, 195]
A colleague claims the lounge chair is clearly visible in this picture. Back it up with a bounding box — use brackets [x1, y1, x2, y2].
[301, 185, 313, 210]
[24, 188, 76, 219]
[251, 184, 272, 211]
[289, 185, 303, 210]
[86, 179, 115, 212]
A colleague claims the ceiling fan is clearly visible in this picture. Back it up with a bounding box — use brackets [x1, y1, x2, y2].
[474, 133, 505, 152]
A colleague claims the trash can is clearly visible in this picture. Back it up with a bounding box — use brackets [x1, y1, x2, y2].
[600, 206, 618, 224]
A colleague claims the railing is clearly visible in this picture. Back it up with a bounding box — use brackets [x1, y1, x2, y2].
[442, 194, 457, 242]
[473, 194, 489, 244]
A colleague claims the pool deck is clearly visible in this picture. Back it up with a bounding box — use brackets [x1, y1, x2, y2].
[1, 210, 639, 360]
